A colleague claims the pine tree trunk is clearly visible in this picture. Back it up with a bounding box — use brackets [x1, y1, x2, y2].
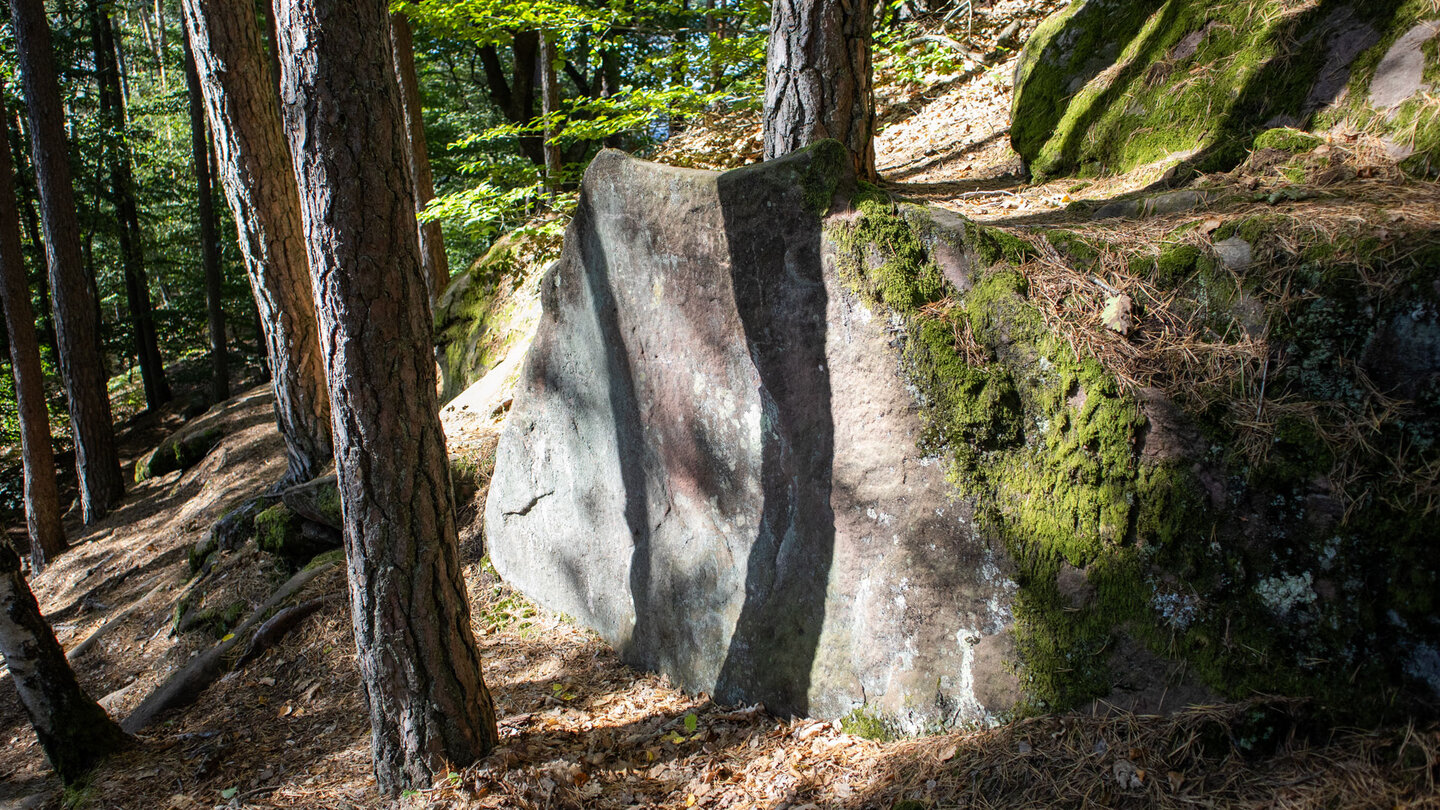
[538, 31, 563, 190]
[388, 12, 449, 302]
[93, 4, 171, 411]
[182, 31, 230, 404]
[7, 115, 58, 363]
[275, 0, 499, 793]
[762, 0, 877, 181]
[0, 96, 65, 571]
[0, 542, 129, 782]
[180, 0, 332, 486]
[9, 0, 125, 523]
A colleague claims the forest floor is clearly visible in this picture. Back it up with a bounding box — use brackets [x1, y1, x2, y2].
[4, 3, 1440, 808]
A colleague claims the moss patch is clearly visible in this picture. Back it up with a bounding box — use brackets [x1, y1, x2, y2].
[1253, 127, 1323, 154]
[1012, 0, 1435, 180]
[827, 190, 1440, 720]
[136, 426, 224, 482]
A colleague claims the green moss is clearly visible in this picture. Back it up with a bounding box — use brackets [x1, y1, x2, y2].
[315, 486, 343, 528]
[1253, 127, 1323, 154]
[831, 199, 947, 313]
[832, 183, 1440, 719]
[971, 224, 1036, 267]
[305, 548, 346, 570]
[1045, 230, 1101, 270]
[839, 706, 896, 741]
[797, 139, 849, 215]
[1014, 0, 1426, 180]
[254, 504, 300, 557]
[907, 317, 1023, 471]
[136, 426, 225, 482]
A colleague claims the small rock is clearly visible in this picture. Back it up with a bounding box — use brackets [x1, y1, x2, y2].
[1213, 236, 1252, 270]
[1113, 758, 1144, 790]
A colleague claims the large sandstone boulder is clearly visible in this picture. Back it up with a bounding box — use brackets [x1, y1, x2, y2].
[489, 144, 1440, 723]
[1012, 0, 1440, 180]
[486, 143, 1022, 729]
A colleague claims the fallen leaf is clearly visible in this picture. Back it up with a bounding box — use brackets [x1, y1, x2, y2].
[1199, 217, 1223, 235]
[1102, 294, 1134, 335]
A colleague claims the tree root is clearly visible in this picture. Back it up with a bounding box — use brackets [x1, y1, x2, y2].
[120, 560, 338, 734]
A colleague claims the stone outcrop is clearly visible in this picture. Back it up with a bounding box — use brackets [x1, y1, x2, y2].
[486, 144, 1440, 723]
[1013, 0, 1440, 180]
[135, 425, 225, 482]
[485, 143, 1022, 730]
[433, 230, 550, 404]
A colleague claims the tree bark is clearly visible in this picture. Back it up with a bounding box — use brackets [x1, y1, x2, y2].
[275, 0, 499, 793]
[93, 3, 172, 410]
[538, 31, 562, 190]
[9, 0, 125, 523]
[0, 542, 129, 782]
[388, 12, 449, 302]
[762, 0, 877, 181]
[0, 95, 65, 571]
[182, 31, 230, 404]
[6, 113, 58, 364]
[180, 0, 332, 486]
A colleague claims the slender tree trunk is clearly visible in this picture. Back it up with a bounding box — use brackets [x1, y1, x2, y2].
[762, 0, 877, 181]
[181, 0, 332, 487]
[388, 12, 449, 302]
[671, 0, 688, 133]
[93, 4, 171, 410]
[153, 0, 167, 90]
[9, 0, 125, 522]
[0, 96, 65, 571]
[0, 542, 129, 782]
[182, 31, 230, 404]
[538, 31, 562, 191]
[7, 114, 58, 363]
[275, 0, 499, 793]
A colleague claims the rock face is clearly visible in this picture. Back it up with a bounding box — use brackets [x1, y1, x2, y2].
[1012, 0, 1440, 179]
[486, 143, 1021, 729]
[433, 230, 550, 404]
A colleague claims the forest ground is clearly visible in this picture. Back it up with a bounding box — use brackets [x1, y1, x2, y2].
[3, 7, 1440, 807]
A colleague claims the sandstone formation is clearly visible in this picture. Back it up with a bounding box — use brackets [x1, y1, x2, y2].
[485, 144, 1022, 730]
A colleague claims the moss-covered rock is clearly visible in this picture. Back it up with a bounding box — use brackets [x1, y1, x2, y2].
[433, 228, 556, 404]
[254, 503, 341, 565]
[1012, 0, 1440, 180]
[1253, 127, 1325, 154]
[279, 475, 343, 530]
[827, 190, 1440, 720]
[135, 426, 225, 482]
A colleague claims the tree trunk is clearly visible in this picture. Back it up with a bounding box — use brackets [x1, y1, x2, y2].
[0, 542, 129, 782]
[0, 96, 65, 571]
[180, 0, 332, 487]
[275, 0, 499, 793]
[538, 31, 562, 191]
[9, 0, 125, 523]
[762, 0, 877, 181]
[7, 114, 58, 363]
[388, 12, 449, 302]
[93, 3, 171, 411]
[182, 31, 230, 404]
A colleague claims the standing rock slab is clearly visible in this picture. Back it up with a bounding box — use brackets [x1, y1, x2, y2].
[486, 143, 1019, 729]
